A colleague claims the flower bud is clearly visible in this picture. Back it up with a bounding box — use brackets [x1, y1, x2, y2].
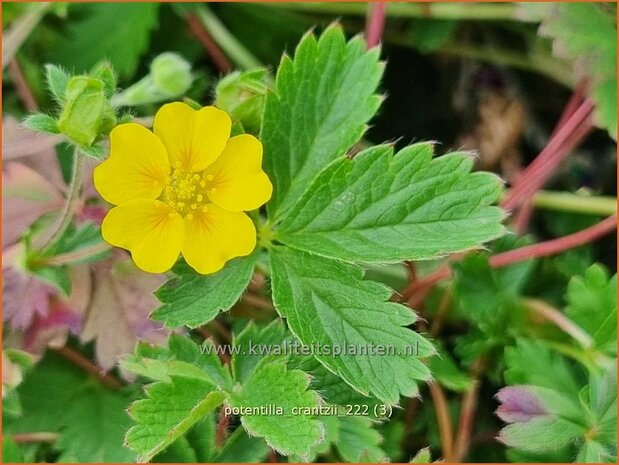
[151, 53, 193, 97]
[111, 53, 193, 107]
[57, 76, 117, 147]
[215, 68, 270, 133]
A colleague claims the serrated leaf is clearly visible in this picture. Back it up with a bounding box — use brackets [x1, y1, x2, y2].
[228, 358, 324, 457]
[336, 416, 387, 462]
[566, 264, 617, 355]
[270, 246, 434, 404]
[262, 24, 383, 220]
[23, 113, 60, 135]
[153, 252, 259, 328]
[499, 416, 583, 453]
[539, 3, 617, 138]
[504, 339, 582, 399]
[277, 143, 505, 263]
[49, 3, 160, 78]
[126, 376, 225, 462]
[9, 352, 135, 462]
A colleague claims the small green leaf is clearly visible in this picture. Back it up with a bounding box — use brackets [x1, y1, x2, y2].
[336, 416, 387, 462]
[44, 64, 70, 104]
[228, 358, 324, 457]
[126, 376, 225, 463]
[277, 144, 505, 263]
[152, 251, 259, 328]
[499, 416, 584, 453]
[30, 265, 71, 296]
[410, 447, 432, 463]
[262, 24, 383, 220]
[214, 426, 270, 463]
[23, 113, 59, 135]
[566, 264, 617, 355]
[270, 246, 434, 404]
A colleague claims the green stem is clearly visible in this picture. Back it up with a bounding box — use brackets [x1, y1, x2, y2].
[36, 148, 84, 251]
[260, 2, 538, 22]
[2, 2, 50, 69]
[195, 5, 262, 70]
[526, 190, 617, 217]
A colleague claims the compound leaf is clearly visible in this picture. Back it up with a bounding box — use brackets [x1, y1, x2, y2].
[277, 143, 505, 263]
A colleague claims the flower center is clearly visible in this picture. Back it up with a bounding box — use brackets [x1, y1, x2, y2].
[161, 167, 215, 218]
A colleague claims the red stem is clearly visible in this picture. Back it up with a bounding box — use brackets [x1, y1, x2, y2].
[366, 3, 388, 49]
[186, 13, 232, 73]
[502, 99, 594, 211]
[402, 215, 616, 300]
[53, 346, 123, 390]
[9, 59, 38, 112]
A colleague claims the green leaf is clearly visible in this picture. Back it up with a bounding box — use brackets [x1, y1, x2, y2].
[152, 252, 259, 328]
[499, 416, 583, 453]
[228, 358, 324, 457]
[504, 339, 582, 399]
[43, 221, 110, 265]
[261, 24, 383, 220]
[276, 143, 505, 263]
[23, 113, 59, 135]
[44, 64, 70, 104]
[30, 264, 71, 296]
[336, 416, 387, 462]
[410, 447, 432, 463]
[213, 426, 270, 463]
[126, 376, 225, 462]
[49, 3, 160, 78]
[269, 246, 434, 404]
[428, 343, 473, 392]
[566, 264, 617, 355]
[539, 3, 617, 138]
[9, 352, 135, 462]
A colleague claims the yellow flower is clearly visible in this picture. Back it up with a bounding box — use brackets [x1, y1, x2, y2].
[93, 102, 272, 274]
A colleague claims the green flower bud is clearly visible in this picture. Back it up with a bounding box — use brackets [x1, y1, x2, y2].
[111, 52, 193, 107]
[215, 68, 270, 134]
[57, 76, 116, 147]
[151, 52, 192, 97]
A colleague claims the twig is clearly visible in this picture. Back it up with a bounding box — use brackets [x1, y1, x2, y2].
[428, 381, 455, 462]
[453, 358, 485, 462]
[502, 99, 595, 211]
[54, 345, 123, 390]
[11, 432, 59, 443]
[522, 297, 593, 348]
[8, 59, 38, 112]
[401, 215, 617, 300]
[242, 292, 275, 311]
[366, 3, 387, 49]
[430, 287, 453, 336]
[2, 2, 50, 69]
[186, 13, 232, 73]
[194, 5, 262, 70]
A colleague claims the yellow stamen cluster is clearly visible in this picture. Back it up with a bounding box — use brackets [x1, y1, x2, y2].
[161, 164, 215, 218]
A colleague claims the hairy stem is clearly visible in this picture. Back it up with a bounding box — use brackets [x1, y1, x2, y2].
[515, 190, 617, 217]
[11, 432, 59, 443]
[36, 149, 84, 251]
[37, 242, 111, 267]
[453, 358, 484, 461]
[8, 59, 38, 112]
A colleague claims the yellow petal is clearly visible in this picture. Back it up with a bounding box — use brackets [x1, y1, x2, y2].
[182, 204, 256, 274]
[102, 199, 184, 273]
[204, 134, 273, 212]
[94, 123, 170, 205]
[153, 102, 231, 173]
